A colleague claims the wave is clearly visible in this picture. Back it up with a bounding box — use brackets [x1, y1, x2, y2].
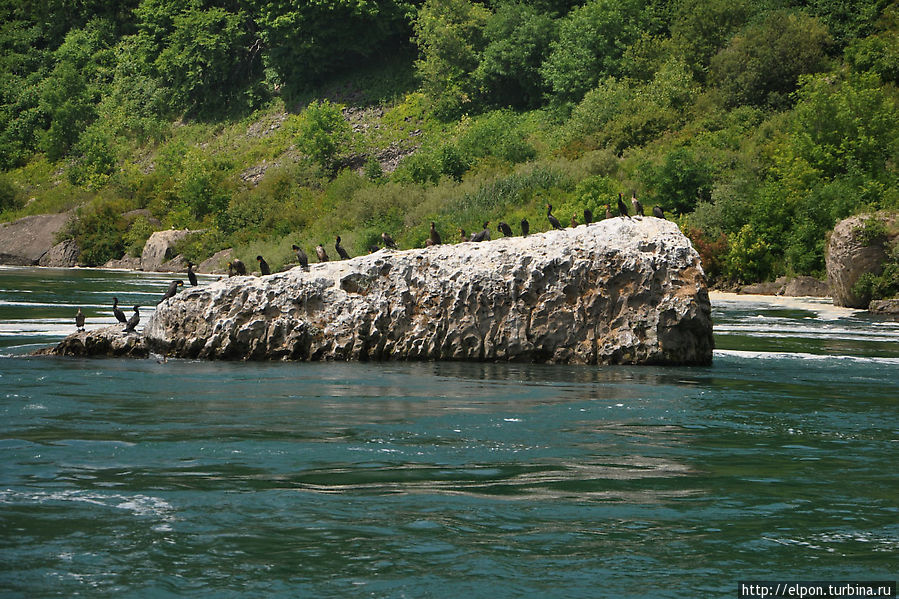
[714, 349, 899, 365]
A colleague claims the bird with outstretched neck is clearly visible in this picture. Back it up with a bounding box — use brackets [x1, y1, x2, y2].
[256, 255, 271, 275]
[570, 214, 578, 228]
[617, 193, 629, 218]
[547, 204, 563, 230]
[186, 261, 198, 286]
[429, 222, 442, 246]
[335, 236, 351, 260]
[631, 192, 644, 217]
[124, 306, 140, 333]
[291, 244, 309, 269]
[112, 297, 127, 324]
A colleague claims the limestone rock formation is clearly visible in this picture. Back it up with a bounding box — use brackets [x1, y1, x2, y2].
[739, 275, 829, 297]
[35, 325, 149, 358]
[198, 248, 234, 274]
[826, 213, 898, 308]
[137, 218, 711, 364]
[0, 213, 72, 265]
[141, 229, 199, 272]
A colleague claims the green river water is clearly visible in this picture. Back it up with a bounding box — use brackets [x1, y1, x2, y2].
[0, 266, 896, 598]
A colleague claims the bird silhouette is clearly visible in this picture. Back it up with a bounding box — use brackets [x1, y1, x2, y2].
[315, 244, 330, 262]
[520, 218, 529, 236]
[617, 194, 629, 218]
[583, 208, 593, 225]
[335, 236, 351, 260]
[497, 221, 513, 237]
[547, 204, 563, 230]
[256, 255, 271, 275]
[381, 232, 398, 249]
[292, 244, 309, 269]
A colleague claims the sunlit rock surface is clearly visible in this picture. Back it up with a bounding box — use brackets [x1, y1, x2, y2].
[135, 217, 712, 365]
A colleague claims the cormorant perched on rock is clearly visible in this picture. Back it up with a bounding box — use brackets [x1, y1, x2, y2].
[159, 280, 184, 304]
[605, 203, 613, 219]
[292, 244, 309, 269]
[124, 306, 140, 333]
[368, 245, 380, 254]
[256, 255, 271, 275]
[429, 222, 441, 246]
[617, 193, 629, 218]
[75, 308, 85, 331]
[381, 232, 398, 249]
[547, 204, 563, 230]
[112, 296, 127, 324]
[228, 259, 247, 277]
[459, 228, 467, 242]
[315, 244, 330, 262]
[497, 221, 513, 237]
[186, 261, 198, 286]
[570, 214, 578, 228]
[470, 222, 490, 242]
[631, 193, 644, 217]
[652, 205, 665, 219]
[521, 218, 529, 236]
[584, 208, 593, 225]
[335, 236, 350, 260]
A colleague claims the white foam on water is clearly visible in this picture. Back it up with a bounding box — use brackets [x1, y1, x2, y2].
[714, 349, 899, 365]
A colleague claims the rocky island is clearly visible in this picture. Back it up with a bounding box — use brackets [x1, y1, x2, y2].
[42, 217, 714, 365]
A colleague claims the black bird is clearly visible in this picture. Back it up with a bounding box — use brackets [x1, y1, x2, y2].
[335, 236, 351, 260]
[497, 221, 513, 237]
[605, 203, 613, 219]
[470, 222, 491, 242]
[584, 208, 593, 225]
[429, 222, 442, 246]
[521, 218, 529, 237]
[617, 193, 629, 218]
[186, 261, 198, 286]
[367, 245, 380, 254]
[256, 255, 271, 275]
[228, 259, 247, 277]
[112, 296, 127, 324]
[315, 244, 330, 262]
[547, 204, 563, 230]
[292, 244, 309, 269]
[570, 214, 578, 228]
[381, 232, 398, 249]
[159, 280, 184, 304]
[75, 307, 85, 331]
[652, 205, 665, 219]
[459, 228, 468, 242]
[124, 306, 140, 333]
[631, 192, 644, 217]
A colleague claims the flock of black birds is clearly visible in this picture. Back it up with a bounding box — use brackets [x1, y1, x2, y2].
[77, 193, 664, 334]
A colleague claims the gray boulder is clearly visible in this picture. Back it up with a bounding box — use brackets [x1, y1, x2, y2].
[133, 218, 712, 365]
[0, 213, 72, 265]
[34, 325, 149, 358]
[141, 229, 198, 272]
[826, 213, 898, 308]
[38, 239, 79, 267]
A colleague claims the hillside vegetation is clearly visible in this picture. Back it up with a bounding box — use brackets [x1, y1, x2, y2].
[2, 0, 898, 284]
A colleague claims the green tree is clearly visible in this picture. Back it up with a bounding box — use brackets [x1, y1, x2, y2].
[710, 10, 831, 109]
[474, 2, 556, 109]
[296, 100, 352, 174]
[540, 0, 644, 104]
[641, 146, 713, 215]
[414, 0, 491, 118]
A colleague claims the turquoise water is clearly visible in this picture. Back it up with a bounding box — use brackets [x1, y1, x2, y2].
[1, 266, 897, 598]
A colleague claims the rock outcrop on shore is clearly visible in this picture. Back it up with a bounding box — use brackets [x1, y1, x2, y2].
[0, 213, 74, 266]
[45, 218, 714, 365]
[33, 325, 149, 358]
[826, 213, 898, 308]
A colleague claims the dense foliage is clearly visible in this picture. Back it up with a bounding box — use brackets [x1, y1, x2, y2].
[2, 0, 899, 289]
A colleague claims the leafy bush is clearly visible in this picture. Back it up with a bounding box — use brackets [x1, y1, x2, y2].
[123, 215, 154, 257]
[296, 100, 352, 173]
[0, 174, 23, 213]
[723, 224, 773, 283]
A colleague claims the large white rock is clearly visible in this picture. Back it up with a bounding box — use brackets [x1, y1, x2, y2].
[141, 217, 713, 365]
